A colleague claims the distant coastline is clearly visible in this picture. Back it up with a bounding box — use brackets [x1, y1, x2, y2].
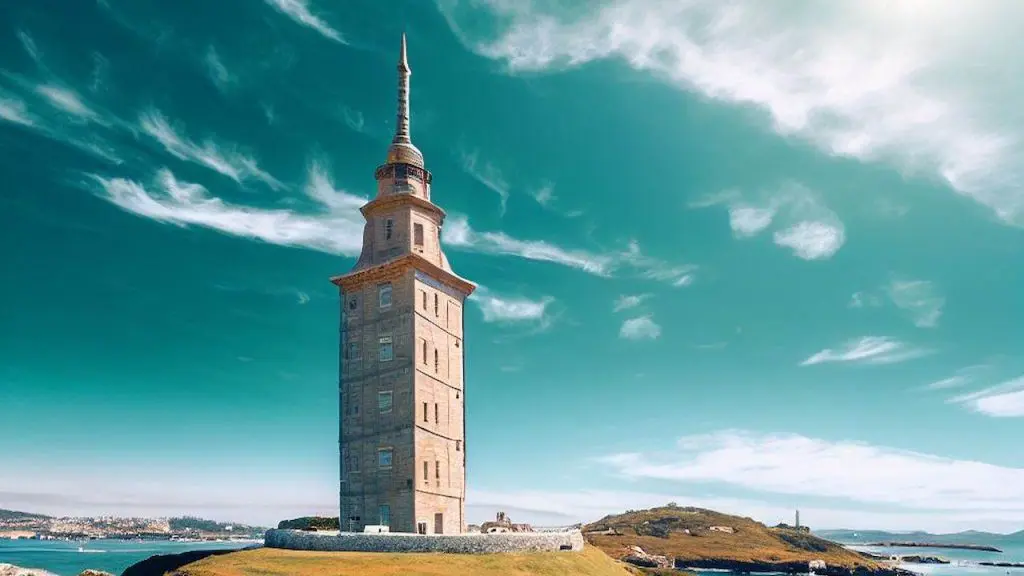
[866, 542, 1003, 553]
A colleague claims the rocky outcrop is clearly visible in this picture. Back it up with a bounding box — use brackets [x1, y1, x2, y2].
[0, 564, 59, 576]
[77, 570, 114, 576]
[621, 545, 672, 569]
[898, 555, 949, 565]
[676, 558, 919, 576]
[980, 562, 1024, 568]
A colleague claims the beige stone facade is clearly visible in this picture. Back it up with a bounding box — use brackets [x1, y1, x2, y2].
[330, 35, 474, 535]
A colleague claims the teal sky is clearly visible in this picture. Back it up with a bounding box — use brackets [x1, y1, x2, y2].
[3, 0, 1024, 532]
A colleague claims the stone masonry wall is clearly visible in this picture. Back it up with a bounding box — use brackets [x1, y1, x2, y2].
[264, 529, 584, 554]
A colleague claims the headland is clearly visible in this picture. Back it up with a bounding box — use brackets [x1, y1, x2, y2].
[865, 542, 1003, 553]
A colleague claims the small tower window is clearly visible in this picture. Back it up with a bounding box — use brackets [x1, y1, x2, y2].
[378, 391, 393, 413]
[385, 218, 394, 240]
[456, 440, 461, 451]
[435, 460, 440, 479]
[423, 461, 428, 481]
[434, 349, 439, 372]
[422, 340, 427, 364]
[434, 402, 439, 423]
[378, 336, 393, 362]
[378, 448, 393, 468]
[423, 402, 428, 422]
[347, 342, 359, 360]
[421, 290, 427, 309]
[434, 294, 439, 316]
[414, 223, 424, 246]
[348, 297, 357, 310]
[379, 283, 392, 309]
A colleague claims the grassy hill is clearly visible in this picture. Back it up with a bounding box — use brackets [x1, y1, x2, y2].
[0, 509, 51, 521]
[583, 506, 886, 573]
[167, 545, 644, 576]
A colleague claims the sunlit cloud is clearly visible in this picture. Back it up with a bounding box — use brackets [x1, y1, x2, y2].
[801, 336, 929, 366]
[264, 0, 344, 43]
[620, 315, 661, 340]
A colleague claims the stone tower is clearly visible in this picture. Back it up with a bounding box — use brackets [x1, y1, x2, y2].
[331, 34, 475, 535]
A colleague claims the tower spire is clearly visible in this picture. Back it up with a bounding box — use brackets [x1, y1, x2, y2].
[394, 33, 411, 145]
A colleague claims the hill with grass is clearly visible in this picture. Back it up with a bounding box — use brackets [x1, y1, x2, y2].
[145, 545, 644, 576]
[583, 506, 907, 575]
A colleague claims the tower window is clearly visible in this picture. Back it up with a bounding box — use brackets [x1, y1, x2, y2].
[434, 402, 439, 423]
[378, 448, 393, 468]
[456, 391, 460, 400]
[348, 297, 357, 310]
[421, 290, 427, 310]
[434, 294, 438, 316]
[423, 402, 428, 423]
[379, 283, 392, 308]
[350, 451, 360, 473]
[435, 460, 440, 479]
[379, 504, 391, 527]
[384, 218, 394, 240]
[434, 349, 439, 372]
[378, 391, 393, 413]
[456, 440, 461, 451]
[414, 223, 424, 246]
[422, 340, 427, 364]
[379, 336, 393, 362]
[423, 461, 428, 481]
[346, 342, 359, 359]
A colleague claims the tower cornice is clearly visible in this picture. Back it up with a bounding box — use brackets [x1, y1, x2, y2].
[360, 192, 446, 221]
[330, 253, 476, 297]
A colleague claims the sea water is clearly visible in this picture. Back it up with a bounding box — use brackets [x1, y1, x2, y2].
[0, 538, 257, 576]
[846, 543, 1024, 576]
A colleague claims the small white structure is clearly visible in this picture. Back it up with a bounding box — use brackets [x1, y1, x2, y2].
[709, 525, 735, 534]
[363, 525, 390, 534]
[810, 559, 827, 570]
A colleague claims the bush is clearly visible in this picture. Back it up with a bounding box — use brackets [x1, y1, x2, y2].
[277, 516, 340, 531]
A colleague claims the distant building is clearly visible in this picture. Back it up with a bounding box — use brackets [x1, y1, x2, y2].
[332, 34, 475, 536]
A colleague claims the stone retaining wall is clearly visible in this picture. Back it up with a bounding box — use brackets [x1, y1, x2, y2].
[264, 529, 584, 554]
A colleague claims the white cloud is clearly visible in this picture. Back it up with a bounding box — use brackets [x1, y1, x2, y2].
[695, 183, 845, 260]
[296, 291, 310, 305]
[35, 84, 101, 122]
[886, 279, 945, 328]
[264, 0, 344, 43]
[532, 183, 555, 207]
[0, 94, 34, 126]
[949, 376, 1024, 418]
[205, 46, 236, 92]
[91, 164, 368, 256]
[445, 0, 1024, 225]
[138, 109, 282, 190]
[459, 148, 510, 214]
[801, 336, 928, 366]
[729, 205, 775, 237]
[773, 221, 845, 260]
[614, 293, 649, 312]
[597, 430, 1024, 516]
[469, 287, 553, 324]
[620, 315, 661, 340]
[442, 214, 613, 275]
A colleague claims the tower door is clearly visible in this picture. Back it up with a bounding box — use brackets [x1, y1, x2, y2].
[434, 513, 444, 534]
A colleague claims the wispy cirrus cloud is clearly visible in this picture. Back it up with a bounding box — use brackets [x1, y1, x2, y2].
[801, 336, 928, 366]
[886, 278, 945, 328]
[90, 163, 368, 256]
[694, 183, 845, 260]
[459, 148, 510, 215]
[204, 46, 237, 92]
[138, 109, 282, 190]
[613, 293, 650, 312]
[442, 0, 1024, 225]
[620, 315, 661, 340]
[469, 286, 554, 326]
[597, 430, 1024, 516]
[949, 376, 1024, 418]
[264, 0, 344, 43]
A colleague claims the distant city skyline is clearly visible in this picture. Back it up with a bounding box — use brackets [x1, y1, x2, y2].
[3, 0, 1024, 533]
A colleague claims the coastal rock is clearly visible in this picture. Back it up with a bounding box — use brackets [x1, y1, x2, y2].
[0, 563, 59, 576]
[622, 545, 673, 569]
[122, 549, 244, 576]
[78, 571, 115, 576]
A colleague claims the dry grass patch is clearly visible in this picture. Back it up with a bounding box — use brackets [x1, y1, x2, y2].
[172, 544, 636, 576]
